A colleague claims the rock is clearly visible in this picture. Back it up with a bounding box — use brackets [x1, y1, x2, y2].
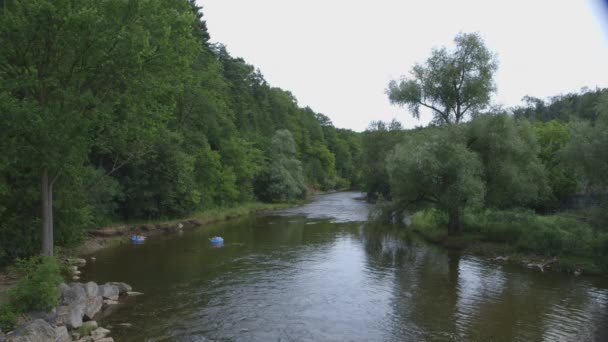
[27, 309, 56, 323]
[73, 276, 81, 281]
[7, 319, 56, 342]
[54, 305, 69, 326]
[73, 270, 82, 275]
[76, 337, 93, 342]
[574, 269, 582, 276]
[125, 291, 143, 296]
[117, 323, 132, 328]
[61, 283, 86, 307]
[67, 305, 84, 329]
[97, 285, 119, 300]
[71, 332, 80, 341]
[95, 338, 114, 342]
[68, 266, 78, 272]
[73, 258, 87, 267]
[90, 327, 110, 340]
[84, 282, 98, 297]
[84, 296, 103, 320]
[90, 257, 96, 262]
[81, 321, 98, 331]
[103, 299, 119, 306]
[105, 282, 131, 295]
[55, 326, 70, 342]
[177, 223, 184, 229]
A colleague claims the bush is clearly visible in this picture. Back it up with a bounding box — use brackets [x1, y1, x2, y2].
[0, 304, 16, 333]
[8, 256, 63, 313]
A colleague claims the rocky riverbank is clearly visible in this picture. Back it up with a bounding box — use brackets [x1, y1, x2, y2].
[2, 279, 140, 342]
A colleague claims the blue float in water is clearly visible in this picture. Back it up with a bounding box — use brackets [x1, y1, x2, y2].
[209, 236, 224, 244]
[130, 235, 146, 243]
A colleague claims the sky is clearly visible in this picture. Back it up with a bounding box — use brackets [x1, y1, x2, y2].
[201, 0, 608, 131]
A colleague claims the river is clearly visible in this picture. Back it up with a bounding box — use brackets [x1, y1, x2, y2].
[82, 192, 608, 341]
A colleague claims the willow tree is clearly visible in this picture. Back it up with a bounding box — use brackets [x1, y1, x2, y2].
[0, 0, 198, 256]
[387, 32, 498, 125]
[386, 127, 485, 234]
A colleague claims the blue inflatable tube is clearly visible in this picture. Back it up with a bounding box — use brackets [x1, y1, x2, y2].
[209, 236, 224, 244]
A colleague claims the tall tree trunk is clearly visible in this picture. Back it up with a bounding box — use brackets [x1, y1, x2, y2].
[447, 209, 461, 236]
[41, 169, 52, 256]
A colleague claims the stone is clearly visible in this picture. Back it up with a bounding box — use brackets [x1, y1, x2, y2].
[71, 332, 81, 341]
[84, 282, 98, 297]
[97, 285, 119, 300]
[72, 276, 81, 281]
[76, 337, 93, 342]
[73, 270, 82, 275]
[84, 296, 103, 320]
[27, 309, 56, 323]
[103, 299, 119, 305]
[95, 338, 114, 342]
[126, 291, 143, 296]
[61, 283, 86, 306]
[90, 257, 96, 262]
[67, 305, 84, 329]
[117, 323, 132, 328]
[90, 327, 110, 340]
[73, 258, 87, 267]
[68, 266, 78, 272]
[54, 306, 69, 326]
[105, 282, 131, 295]
[7, 319, 56, 342]
[55, 326, 70, 342]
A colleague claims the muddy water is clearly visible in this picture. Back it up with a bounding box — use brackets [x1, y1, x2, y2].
[82, 192, 608, 341]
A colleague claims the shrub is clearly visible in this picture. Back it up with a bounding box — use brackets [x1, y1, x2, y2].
[0, 304, 16, 333]
[8, 256, 63, 313]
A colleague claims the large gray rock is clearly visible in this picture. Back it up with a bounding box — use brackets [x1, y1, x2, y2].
[83, 282, 98, 297]
[84, 295, 103, 320]
[61, 283, 86, 307]
[54, 326, 70, 342]
[97, 285, 119, 301]
[6, 319, 55, 342]
[67, 305, 84, 329]
[90, 327, 110, 340]
[105, 282, 131, 295]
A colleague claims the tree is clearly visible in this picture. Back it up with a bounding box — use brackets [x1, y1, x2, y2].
[386, 127, 485, 234]
[254, 130, 307, 202]
[387, 32, 498, 125]
[467, 114, 550, 209]
[361, 120, 404, 199]
[0, 0, 198, 256]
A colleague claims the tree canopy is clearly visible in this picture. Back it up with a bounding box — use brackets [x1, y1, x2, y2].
[387, 32, 498, 125]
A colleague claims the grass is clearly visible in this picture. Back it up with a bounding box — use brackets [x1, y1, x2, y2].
[410, 208, 608, 275]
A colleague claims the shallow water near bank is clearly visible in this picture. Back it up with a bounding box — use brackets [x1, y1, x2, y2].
[81, 192, 608, 341]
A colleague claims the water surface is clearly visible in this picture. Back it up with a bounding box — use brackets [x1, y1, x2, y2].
[82, 192, 608, 341]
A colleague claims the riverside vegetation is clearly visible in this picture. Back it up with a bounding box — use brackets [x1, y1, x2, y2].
[0, 0, 607, 338]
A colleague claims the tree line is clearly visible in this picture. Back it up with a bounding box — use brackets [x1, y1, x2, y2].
[364, 33, 608, 272]
[0, 0, 362, 265]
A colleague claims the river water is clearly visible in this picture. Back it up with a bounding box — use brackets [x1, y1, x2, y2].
[82, 192, 608, 341]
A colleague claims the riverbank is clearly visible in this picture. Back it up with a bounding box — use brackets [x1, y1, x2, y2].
[75, 201, 296, 256]
[409, 208, 608, 276]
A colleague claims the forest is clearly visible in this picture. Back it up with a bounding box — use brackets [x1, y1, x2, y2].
[0, 0, 362, 265]
[1, 1, 607, 274]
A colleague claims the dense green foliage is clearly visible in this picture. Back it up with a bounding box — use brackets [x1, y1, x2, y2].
[0, 1, 362, 264]
[367, 32, 608, 270]
[0, 257, 63, 332]
[387, 32, 498, 125]
[387, 126, 485, 234]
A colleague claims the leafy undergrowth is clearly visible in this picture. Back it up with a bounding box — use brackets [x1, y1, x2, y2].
[411, 208, 608, 275]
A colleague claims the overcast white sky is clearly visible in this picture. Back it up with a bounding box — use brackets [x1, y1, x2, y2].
[201, 0, 608, 131]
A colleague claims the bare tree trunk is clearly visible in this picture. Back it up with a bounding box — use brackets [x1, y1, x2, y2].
[41, 169, 52, 256]
[447, 209, 461, 236]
